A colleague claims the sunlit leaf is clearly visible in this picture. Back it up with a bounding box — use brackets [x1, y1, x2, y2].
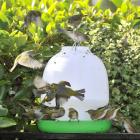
[1, 1, 7, 12]
[121, 3, 128, 13]
[47, 2, 57, 15]
[0, 11, 9, 23]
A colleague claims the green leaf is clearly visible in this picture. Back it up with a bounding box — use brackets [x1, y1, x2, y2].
[95, 0, 102, 9]
[95, 0, 116, 12]
[111, 0, 123, 8]
[0, 80, 10, 86]
[0, 86, 7, 101]
[47, 2, 57, 15]
[112, 87, 120, 95]
[0, 64, 4, 79]
[0, 11, 9, 23]
[1, 2, 7, 12]
[0, 105, 8, 116]
[14, 88, 31, 101]
[132, 19, 140, 29]
[0, 117, 16, 128]
[15, 35, 27, 46]
[121, 3, 128, 13]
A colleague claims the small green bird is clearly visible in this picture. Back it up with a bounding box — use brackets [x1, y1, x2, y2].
[43, 107, 65, 120]
[34, 78, 85, 108]
[104, 108, 120, 120]
[10, 50, 44, 72]
[123, 118, 137, 133]
[68, 108, 79, 122]
[51, 81, 85, 108]
[22, 10, 42, 28]
[86, 107, 109, 120]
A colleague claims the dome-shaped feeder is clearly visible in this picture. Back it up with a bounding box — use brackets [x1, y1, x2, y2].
[38, 46, 111, 133]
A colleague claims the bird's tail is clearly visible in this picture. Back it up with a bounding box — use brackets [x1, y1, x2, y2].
[9, 63, 17, 72]
[76, 89, 85, 94]
[74, 89, 85, 101]
[75, 93, 84, 101]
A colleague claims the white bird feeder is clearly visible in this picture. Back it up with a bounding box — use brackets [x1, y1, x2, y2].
[42, 46, 109, 120]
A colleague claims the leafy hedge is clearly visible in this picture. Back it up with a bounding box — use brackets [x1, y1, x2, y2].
[0, 0, 140, 132]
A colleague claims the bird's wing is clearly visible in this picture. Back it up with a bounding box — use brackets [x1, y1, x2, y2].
[18, 56, 43, 69]
[25, 50, 35, 56]
[9, 61, 18, 72]
[124, 119, 136, 133]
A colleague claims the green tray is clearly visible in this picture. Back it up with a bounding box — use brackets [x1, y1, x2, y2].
[38, 120, 111, 133]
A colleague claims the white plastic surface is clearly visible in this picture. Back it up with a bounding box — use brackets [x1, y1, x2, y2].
[43, 46, 109, 120]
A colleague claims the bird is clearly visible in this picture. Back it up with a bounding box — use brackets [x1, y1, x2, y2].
[103, 108, 120, 120]
[10, 50, 44, 72]
[50, 81, 85, 108]
[34, 78, 85, 108]
[33, 76, 56, 102]
[43, 107, 65, 120]
[68, 14, 88, 30]
[86, 107, 109, 120]
[68, 14, 83, 27]
[18, 103, 43, 120]
[22, 10, 42, 28]
[58, 28, 87, 45]
[68, 108, 79, 122]
[123, 118, 137, 133]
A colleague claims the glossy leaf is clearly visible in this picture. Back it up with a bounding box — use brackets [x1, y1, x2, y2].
[0, 117, 16, 128]
[0, 105, 8, 116]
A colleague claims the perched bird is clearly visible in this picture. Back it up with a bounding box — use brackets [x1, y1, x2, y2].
[10, 50, 44, 72]
[104, 108, 120, 120]
[43, 107, 65, 120]
[18, 103, 43, 120]
[22, 10, 42, 28]
[58, 28, 87, 45]
[51, 81, 85, 108]
[86, 107, 109, 120]
[68, 108, 79, 122]
[123, 118, 137, 133]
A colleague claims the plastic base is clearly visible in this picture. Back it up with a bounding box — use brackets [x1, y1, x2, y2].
[38, 120, 111, 133]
